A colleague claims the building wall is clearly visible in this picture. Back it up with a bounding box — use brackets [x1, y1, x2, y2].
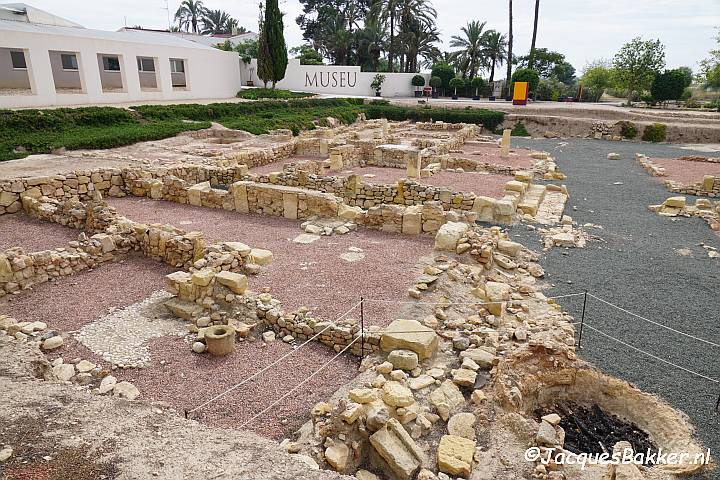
[0, 28, 242, 108]
[240, 59, 428, 97]
[0, 48, 31, 89]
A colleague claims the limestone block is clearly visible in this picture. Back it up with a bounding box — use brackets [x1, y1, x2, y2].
[438, 435, 475, 477]
[401, 205, 422, 235]
[283, 192, 299, 220]
[406, 155, 421, 179]
[249, 248, 273, 266]
[388, 349, 419, 370]
[149, 179, 163, 199]
[500, 129, 511, 157]
[447, 412, 476, 440]
[191, 268, 215, 287]
[505, 180, 527, 194]
[214, 271, 248, 294]
[224, 242, 251, 255]
[325, 442, 350, 472]
[329, 153, 344, 171]
[381, 319, 438, 360]
[229, 182, 249, 213]
[91, 234, 115, 253]
[164, 298, 203, 320]
[434, 222, 469, 251]
[188, 181, 211, 207]
[382, 381, 415, 407]
[460, 348, 496, 370]
[429, 380, 464, 420]
[663, 196, 686, 209]
[369, 418, 426, 480]
[0, 191, 18, 207]
[703, 175, 715, 191]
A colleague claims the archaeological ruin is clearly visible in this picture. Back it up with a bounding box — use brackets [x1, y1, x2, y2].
[1, 113, 718, 480]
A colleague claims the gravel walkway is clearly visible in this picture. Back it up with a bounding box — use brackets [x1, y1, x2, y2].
[648, 156, 720, 185]
[0, 254, 174, 331]
[508, 138, 720, 466]
[107, 196, 434, 327]
[0, 213, 82, 252]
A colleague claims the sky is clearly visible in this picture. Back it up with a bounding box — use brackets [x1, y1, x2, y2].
[22, 0, 720, 73]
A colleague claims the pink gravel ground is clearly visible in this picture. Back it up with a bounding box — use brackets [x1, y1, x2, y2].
[249, 154, 327, 175]
[456, 142, 535, 169]
[0, 213, 82, 252]
[40, 330, 360, 438]
[107, 196, 433, 327]
[330, 166, 508, 198]
[116, 336, 360, 438]
[648, 157, 720, 185]
[0, 254, 174, 331]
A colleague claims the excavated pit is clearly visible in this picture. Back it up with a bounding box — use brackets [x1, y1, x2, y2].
[536, 401, 658, 464]
[496, 352, 709, 476]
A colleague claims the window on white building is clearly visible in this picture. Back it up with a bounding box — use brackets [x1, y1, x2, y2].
[169, 58, 185, 73]
[60, 53, 78, 70]
[137, 57, 155, 72]
[102, 55, 121, 71]
[10, 50, 27, 69]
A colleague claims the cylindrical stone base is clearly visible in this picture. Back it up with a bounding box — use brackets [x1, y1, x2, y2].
[205, 325, 236, 356]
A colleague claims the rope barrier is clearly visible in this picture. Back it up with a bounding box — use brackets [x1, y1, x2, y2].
[186, 299, 363, 416]
[240, 334, 362, 428]
[581, 322, 719, 384]
[360, 291, 586, 306]
[587, 293, 720, 349]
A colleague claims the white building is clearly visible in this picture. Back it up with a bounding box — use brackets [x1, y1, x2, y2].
[118, 27, 259, 49]
[0, 3, 242, 108]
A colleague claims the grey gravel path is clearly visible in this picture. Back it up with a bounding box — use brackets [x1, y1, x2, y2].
[508, 137, 720, 474]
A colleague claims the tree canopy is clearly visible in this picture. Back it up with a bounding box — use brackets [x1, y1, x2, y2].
[613, 37, 666, 104]
[257, 0, 288, 88]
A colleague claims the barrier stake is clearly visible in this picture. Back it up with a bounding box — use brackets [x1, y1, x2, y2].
[578, 290, 588, 349]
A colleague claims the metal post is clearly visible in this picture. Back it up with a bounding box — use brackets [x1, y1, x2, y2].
[184, 409, 189, 419]
[360, 297, 365, 361]
[715, 392, 720, 413]
[578, 290, 588, 350]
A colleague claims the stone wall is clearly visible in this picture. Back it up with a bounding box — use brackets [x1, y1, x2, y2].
[637, 154, 720, 197]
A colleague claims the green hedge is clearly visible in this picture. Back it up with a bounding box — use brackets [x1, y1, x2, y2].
[236, 88, 315, 99]
[364, 104, 505, 131]
[642, 123, 667, 142]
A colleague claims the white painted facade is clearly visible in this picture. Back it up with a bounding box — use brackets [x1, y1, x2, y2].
[240, 59, 429, 97]
[0, 4, 242, 109]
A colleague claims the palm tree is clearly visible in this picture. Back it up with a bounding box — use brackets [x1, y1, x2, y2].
[356, 14, 387, 71]
[506, 0, 513, 98]
[201, 9, 237, 35]
[484, 30, 507, 83]
[371, 0, 435, 72]
[175, 0, 206, 33]
[528, 0, 540, 69]
[450, 21, 488, 79]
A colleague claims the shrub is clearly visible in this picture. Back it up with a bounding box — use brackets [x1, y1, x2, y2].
[449, 77, 465, 96]
[510, 121, 530, 136]
[511, 68, 541, 92]
[431, 63, 456, 94]
[642, 123, 667, 142]
[364, 104, 505, 130]
[429, 76, 442, 90]
[370, 74, 386, 93]
[617, 120, 637, 139]
[236, 88, 315, 99]
[470, 77, 488, 97]
[411, 75, 426, 88]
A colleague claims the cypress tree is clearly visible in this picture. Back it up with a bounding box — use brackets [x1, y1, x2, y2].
[256, 2, 272, 88]
[257, 0, 287, 89]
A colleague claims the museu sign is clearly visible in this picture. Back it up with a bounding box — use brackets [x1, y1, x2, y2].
[305, 71, 358, 89]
